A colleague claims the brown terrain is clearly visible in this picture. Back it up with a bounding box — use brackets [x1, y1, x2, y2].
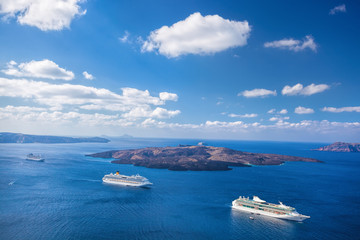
[87, 145, 321, 171]
[315, 142, 360, 152]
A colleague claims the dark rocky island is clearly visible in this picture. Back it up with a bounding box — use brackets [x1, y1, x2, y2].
[0, 132, 110, 144]
[315, 142, 360, 152]
[87, 145, 321, 171]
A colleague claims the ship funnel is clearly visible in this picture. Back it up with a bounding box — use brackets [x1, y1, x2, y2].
[253, 196, 266, 203]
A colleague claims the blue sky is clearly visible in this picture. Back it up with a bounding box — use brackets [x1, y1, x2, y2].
[0, 0, 359, 142]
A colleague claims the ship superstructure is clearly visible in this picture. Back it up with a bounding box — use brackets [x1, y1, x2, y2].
[232, 196, 310, 222]
[102, 171, 152, 187]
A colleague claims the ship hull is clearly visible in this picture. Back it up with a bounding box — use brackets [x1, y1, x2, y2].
[26, 158, 45, 162]
[102, 178, 152, 187]
[232, 201, 310, 222]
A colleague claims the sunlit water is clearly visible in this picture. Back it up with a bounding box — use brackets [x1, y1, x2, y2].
[0, 138, 359, 239]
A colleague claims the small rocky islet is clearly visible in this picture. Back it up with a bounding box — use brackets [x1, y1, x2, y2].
[87, 145, 321, 171]
[315, 142, 360, 152]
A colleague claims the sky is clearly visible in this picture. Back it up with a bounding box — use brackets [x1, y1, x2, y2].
[0, 0, 359, 142]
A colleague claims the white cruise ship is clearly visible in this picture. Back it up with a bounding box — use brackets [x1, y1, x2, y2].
[102, 171, 152, 187]
[26, 153, 45, 162]
[232, 196, 310, 222]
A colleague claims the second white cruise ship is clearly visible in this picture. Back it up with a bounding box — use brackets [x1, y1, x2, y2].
[102, 171, 152, 187]
[232, 196, 310, 222]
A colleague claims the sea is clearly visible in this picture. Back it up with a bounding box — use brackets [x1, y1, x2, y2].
[0, 138, 359, 240]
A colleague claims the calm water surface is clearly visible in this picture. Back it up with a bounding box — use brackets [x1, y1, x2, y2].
[0, 138, 359, 240]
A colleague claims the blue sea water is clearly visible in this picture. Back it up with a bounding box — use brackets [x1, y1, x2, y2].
[0, 138, 359, 240]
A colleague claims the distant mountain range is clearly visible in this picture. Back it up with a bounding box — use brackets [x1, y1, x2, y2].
[315, 142, 360, 152]
[87, 145, 321, 171]
[0, 132, 110, 144]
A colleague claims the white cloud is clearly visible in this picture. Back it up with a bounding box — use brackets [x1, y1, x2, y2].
[239, 88, 277, 98]
[2, 59, 74, 80]
[151, 107, 180, 119]
[122, 106, 180, 119]
[159, 92, 178, 101]
[142, 12, 251, 58]
[0, 78, 178, 118]
[0, 107, 130, 127]
[0, 105, 47, 113]
[82, 71, 94, 80]
[264, 35, 317, 52]
[228, 113, 257, 118]
[269, 117, 278, 122]
[282, 83, 303, 95]
[282, 83, 330, 96]
[294, 106, 314, 114]
[267, 108, 288, 115]
[329, 4, 346, 15]
[279, 109, 288, 114]
[302, 84, 330, 96]
[269, 116, 289, 122]
[205, 120, 246, 128]
[119, 31, 130, 43]
[267, 108, 276, 114]
[0, 0, 86, 31]
[1, 104, 359, 141]
[322, 106, 360, 113]
[137, 118, 360, 137]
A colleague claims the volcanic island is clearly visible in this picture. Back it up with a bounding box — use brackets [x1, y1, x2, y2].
[87, 145, 321, 171]
[315, 142, 360, 152]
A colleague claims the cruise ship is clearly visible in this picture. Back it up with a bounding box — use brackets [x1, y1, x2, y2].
[26, 153, 45, 162]
[232, 196, 310, 222]
[102, 171, 152, 187]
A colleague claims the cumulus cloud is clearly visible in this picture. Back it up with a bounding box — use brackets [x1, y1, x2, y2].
[0, 0, 86, 31]
[267, 109, 276, 114]
[264, 35, 317, 52]
[82, 71, 94, 80]
[228, 113, 257, 118]
[0, 107, 130, 127]
[1, 105, 359, 139]
[329, 4, 346, 15]
[122, 106, 180, 119]
[238, 88, 277, 98]
[2, 59, 74, 80]
[294, 106, 314, 114]
[151, 107, 180, 118]
[142, 12, 251, 58]
[322, 106, 360, 113]
[137, 118, 360, 136]
[282, 83, 330, 96]
[205, 120, 247, 128]
[269, 116, 290, 122]
[0, 77, 179, 119]
[279, 109, 288, 114]
[1, 105, 47, 113]
[159, 92, 178, 101]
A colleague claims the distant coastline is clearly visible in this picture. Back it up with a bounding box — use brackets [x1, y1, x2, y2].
[0, 132, 110, 144]
[315, 142, 360, 152]
[87, 145, 321, 171]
